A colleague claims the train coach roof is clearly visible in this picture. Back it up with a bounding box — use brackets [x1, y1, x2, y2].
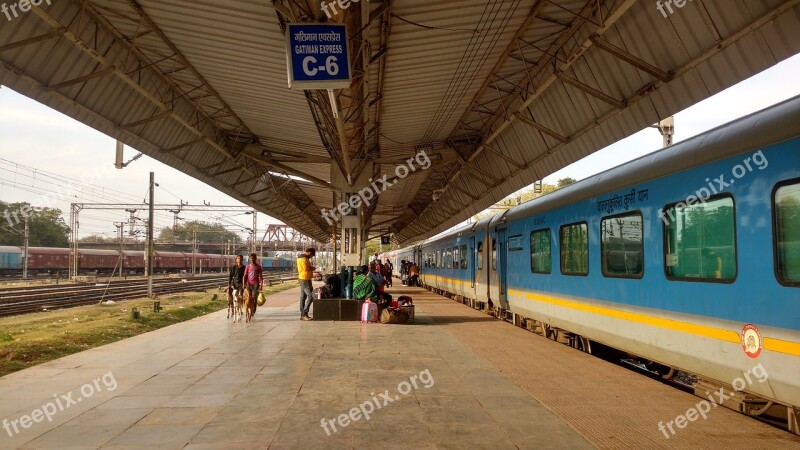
[26, 247, 70, 255]
[502, 94, 800, 225]
[79, 249, 120, 256]
[154, 251, 187, 258]
[0, 246, 23, 254]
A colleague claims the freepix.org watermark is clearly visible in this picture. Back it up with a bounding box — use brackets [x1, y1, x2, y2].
[655, 0, 693, 18]
[658, 149, 768, 225]
[2, 0, 51, 22]
[321, 149, 431, 226]
[320, 0, 359, 19]
[320, 369, 434, 436]
[2, 371, 117, 438]
[657, 363, 768, 439]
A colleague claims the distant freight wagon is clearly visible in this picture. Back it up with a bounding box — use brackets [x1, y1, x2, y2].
[0, 247, 294, 276]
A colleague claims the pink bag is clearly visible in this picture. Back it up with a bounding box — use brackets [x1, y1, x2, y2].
[361, 302, 378, 323]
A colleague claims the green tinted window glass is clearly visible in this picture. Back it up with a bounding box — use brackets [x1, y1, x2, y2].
[560, 223, 588, 275]
[601, 213, 644, 278]
[530, 229, 551, 273]
[775, 182, 800, 284]
[664, 196, 736, 281]
[477, 241, 484, 270]
[460, 244, 467, 270]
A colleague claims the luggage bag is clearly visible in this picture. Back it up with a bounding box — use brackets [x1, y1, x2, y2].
[361, 302, 378, 323]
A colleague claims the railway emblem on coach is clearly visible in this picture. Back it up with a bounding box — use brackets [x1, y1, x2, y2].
[740, 324, 763, 358]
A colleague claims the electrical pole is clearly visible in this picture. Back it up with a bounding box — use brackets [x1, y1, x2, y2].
[115, 222, 125, 277]
[146, 172, 155, 298]
[22, 215, 29, 279]
[251, 210, 257, 255]
[192, 229, 197, 275]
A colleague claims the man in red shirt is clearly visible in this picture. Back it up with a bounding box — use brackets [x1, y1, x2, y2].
[242, 253, 263, 316]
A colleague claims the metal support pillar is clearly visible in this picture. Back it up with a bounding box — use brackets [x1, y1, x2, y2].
[146, 172, 155, 298]
[22, 216, 29, 279]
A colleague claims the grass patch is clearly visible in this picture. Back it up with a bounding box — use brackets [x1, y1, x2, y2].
[0, 281, 298, 377]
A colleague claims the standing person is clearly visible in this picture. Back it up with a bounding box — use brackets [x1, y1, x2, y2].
[409, 262, 420, 287]
[242, 253, 263, 315]
[384, 262, 393, 287]
[297, 248, 316, 321]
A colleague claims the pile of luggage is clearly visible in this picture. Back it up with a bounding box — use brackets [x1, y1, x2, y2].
[361, 295, 414, 324]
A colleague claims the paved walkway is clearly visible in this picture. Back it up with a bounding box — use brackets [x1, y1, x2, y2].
[0, 284, 797, 449]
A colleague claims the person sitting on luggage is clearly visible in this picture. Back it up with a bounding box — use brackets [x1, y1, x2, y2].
[367, 263, 392, 311]
[369, 262, 392, 299]
[353, 265, 375, 301]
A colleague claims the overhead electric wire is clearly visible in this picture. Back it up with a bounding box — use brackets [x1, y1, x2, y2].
[420, 0, 504, 142]
[421, 0, 521, 143]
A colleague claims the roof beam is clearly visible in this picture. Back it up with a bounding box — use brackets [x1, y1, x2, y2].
[45, 66, 118, 91]
[514, 113, 567, 143]
[0, 28, 65, 52]
[556, 71, 625, 109]
[589, 36, 671, 82]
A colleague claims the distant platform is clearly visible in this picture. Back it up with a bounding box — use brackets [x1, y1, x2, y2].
[0, 285, 797, 449]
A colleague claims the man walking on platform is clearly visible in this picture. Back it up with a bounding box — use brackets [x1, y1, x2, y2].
[297, 248, 316, 321]
[228, 255, 245, 298]
[242, 253, 263, 316]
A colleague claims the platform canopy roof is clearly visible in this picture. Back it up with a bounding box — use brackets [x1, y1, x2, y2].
[1, 0, 798, 244]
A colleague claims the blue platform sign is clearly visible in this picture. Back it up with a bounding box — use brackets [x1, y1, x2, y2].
[286, 23, 351, 90]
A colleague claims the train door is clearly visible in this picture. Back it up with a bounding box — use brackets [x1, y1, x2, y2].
[497, 227, 509, 309]
[469, 236, 476, 292]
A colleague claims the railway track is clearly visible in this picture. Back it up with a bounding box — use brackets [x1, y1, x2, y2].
[0, 275, 296, 317]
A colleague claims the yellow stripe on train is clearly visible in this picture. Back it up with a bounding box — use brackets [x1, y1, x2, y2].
[421, 274, 800, 357]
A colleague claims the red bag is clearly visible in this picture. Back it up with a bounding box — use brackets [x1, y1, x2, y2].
[390, 300, 399, 308]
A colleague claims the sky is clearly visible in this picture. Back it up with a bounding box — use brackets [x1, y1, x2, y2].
[1, 53, 799, 242]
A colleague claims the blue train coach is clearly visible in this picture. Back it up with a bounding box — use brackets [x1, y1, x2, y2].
[0, 246, 23, 274]
[415, 95, 800, 412]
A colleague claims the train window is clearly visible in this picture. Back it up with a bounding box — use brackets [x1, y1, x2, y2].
[492, 239, 497, 271]
[560, 223, 588, 275]
[437, 250, 442, 268]
[452, 246, 459, 270]
[477, 241, 484, 270]
[663, 195, 736, 282]
[601, 212, 643, 278]
[460, 244, 467, 270]
[530, 229, 551, 274]
[448, 248, 454, 269]
[774, 180, 800, 286]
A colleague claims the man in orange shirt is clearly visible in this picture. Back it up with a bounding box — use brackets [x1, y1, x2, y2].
[297, 248, 316, 321]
